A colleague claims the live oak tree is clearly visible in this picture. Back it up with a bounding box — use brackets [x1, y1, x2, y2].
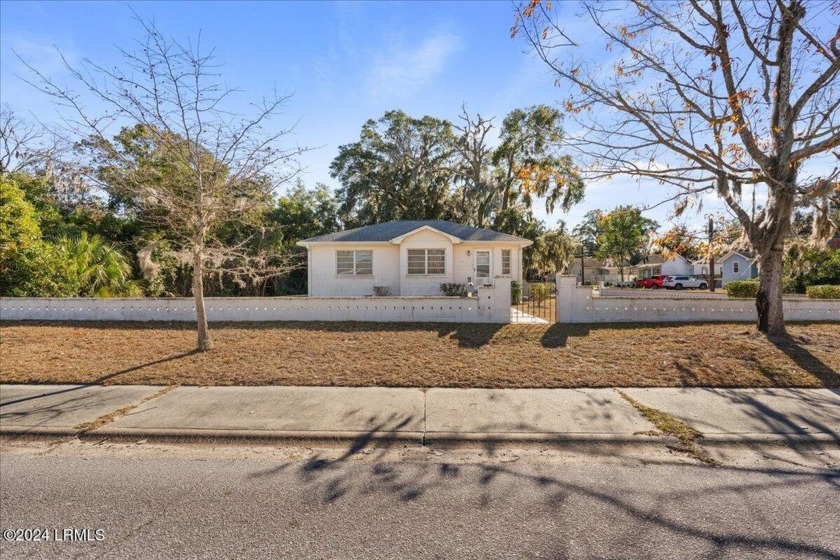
[20, 18, 303, 350]
[515, 0, 840, 334]
[331, 110, 460, 227]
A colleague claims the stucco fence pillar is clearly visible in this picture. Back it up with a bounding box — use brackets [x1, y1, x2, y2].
[476, 276, 512, 324]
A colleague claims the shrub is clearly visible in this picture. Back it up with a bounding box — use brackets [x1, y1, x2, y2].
[511, 281, 522, 305]
[372, 285, 392, 296]
[726, 280, 759, 298]
[529, 282, 555, 305]
[440, 283, 467, 297]
[806, 285, 840, 299]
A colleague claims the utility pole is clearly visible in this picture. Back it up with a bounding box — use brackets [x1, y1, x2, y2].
[579, 245, 586, 285]
[708, 217, 715, 293]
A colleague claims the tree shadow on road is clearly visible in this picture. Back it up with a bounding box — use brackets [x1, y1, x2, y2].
[246, 414, 840, 559]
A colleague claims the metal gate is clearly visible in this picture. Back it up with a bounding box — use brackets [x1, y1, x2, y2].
[511, 281, 556, 324]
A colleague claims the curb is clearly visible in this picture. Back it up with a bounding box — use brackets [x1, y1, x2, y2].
[2, 426, 837, 448]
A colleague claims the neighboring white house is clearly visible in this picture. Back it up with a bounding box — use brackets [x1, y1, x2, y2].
[635, 254, 693, 279]
[566, 258, 632, 285]
[719, 251, 759, 285]
[691, 260, 723, 277]
[297, 220, 533, 297]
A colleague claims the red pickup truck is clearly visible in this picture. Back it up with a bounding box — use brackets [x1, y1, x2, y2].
[635, 275, 667, 289]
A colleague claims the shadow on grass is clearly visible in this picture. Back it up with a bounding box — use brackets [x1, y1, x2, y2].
[767, 334, 840, 387]
[0, 350, 198, 408]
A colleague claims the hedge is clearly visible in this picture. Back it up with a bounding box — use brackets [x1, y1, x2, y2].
[725, 280, 759, 298]
[806, 285, 840, 299]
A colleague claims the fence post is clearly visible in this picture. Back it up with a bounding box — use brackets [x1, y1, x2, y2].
[556, 275, 577, 323]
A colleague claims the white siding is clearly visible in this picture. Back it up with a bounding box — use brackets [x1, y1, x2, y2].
[660, 257, 693, 276]
[308, 244, 399, 296]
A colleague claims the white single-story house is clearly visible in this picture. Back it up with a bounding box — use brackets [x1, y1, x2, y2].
[297, 220, 533, 297]
[719, 251, 759, 285]
[635, 253, 693, 279]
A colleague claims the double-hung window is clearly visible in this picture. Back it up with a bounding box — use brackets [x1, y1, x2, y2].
[407, 249, 445, 275]
[733, 261, 740, 274]
[501, 250, 511, 276]
[336, 250, 373, 275]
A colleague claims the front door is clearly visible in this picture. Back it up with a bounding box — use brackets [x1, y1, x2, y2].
[475, 250, 491, 283]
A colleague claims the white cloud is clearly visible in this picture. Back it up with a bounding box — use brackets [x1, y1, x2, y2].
[366, 32, 463, 100]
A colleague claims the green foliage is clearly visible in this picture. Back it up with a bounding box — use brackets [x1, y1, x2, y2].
[533, 225, 578, 273]
[511, 281, 522, 305]
[331, 110, 459, 227]
[806, 285, 840, 299]
[572, 209, 603, 253]
[528, 282, 555, 305]
[595, 206, 658, 279]
[493, 105, 584, 214]
[0, 176, 42, 254]
[440, 283, 467, 297]
[270, 181, 341, 249]
[783, 245, 840, 294]
[726, 280, 759, 298]
[56, 232, 139, 297]
[0, 242, 79, 297]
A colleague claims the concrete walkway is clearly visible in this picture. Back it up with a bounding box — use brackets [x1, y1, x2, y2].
[1, 384, 838, 447]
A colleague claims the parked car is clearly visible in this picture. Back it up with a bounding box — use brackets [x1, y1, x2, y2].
[662, 275, 708, 290]
[635, 275, 668, 289]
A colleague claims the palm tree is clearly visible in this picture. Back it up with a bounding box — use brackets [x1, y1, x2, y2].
[57, 232, 140, 297]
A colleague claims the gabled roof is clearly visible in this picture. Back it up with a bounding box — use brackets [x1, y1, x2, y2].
[719, 250, 757, 263]
[636, 253, 689, 268]
[297, 220, 533, 247]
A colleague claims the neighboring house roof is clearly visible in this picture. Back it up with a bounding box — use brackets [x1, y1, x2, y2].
[719, 250, 757, 263]
[297, 220, 533, 247]
[636, 253, 689, 268]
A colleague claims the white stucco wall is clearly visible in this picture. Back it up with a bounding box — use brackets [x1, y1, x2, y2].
[307, 244, 399, 296]
[399, 230, 454, 296]
[556, 276, 839, 323]
[452, 244, 523, 287]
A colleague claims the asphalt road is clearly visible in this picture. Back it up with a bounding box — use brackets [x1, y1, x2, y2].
[1, 439, 838, 559]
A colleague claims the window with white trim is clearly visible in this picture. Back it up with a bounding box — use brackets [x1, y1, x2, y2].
[501, 250, 511, 276]
[732, 261, 740, 274]
[336, 250, 373, 275]
[407, 249, 445, 275]
[476, 250, 491, 279]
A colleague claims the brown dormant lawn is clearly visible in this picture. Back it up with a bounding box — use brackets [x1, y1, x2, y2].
[1, 321, 837, 389]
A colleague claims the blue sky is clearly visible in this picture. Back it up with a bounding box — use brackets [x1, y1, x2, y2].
[1, 0, 736, 233]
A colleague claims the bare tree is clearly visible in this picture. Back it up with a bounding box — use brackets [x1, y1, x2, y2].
[515, 0, 839, 334]
[453, 107, 497, 227]
[18, 17, 304, 350]
[0, 106, 49, 174]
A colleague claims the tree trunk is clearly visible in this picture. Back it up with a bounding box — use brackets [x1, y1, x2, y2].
[756, 245, 786, 335]
[193, 248, 213, 351]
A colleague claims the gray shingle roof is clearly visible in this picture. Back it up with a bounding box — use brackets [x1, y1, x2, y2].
[299, 220, 531, 244]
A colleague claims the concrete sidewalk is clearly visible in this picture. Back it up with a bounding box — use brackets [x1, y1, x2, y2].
[1, 384, 838, 447]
